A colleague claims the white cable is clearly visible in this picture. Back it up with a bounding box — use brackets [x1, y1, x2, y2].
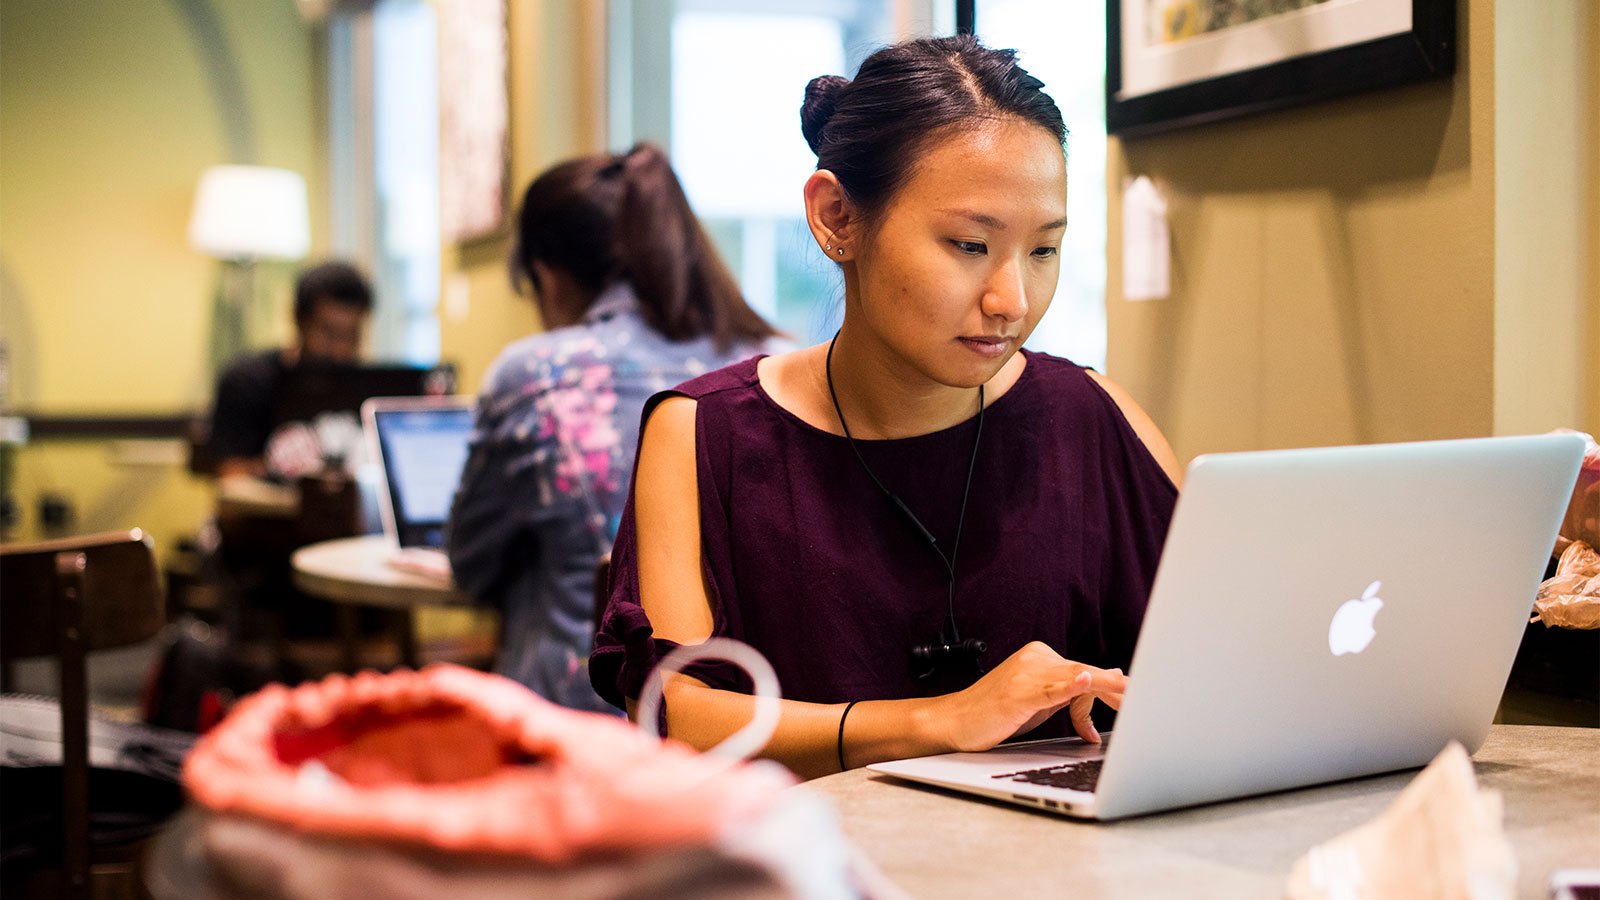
[635, 637, 782, 763]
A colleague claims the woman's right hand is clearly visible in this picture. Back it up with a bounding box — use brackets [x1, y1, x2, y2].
[927, 641, 1127, 752]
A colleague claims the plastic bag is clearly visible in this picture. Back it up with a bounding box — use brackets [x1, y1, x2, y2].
[1532, 540, 1600, 629]
[1528, 430, 1600, 629]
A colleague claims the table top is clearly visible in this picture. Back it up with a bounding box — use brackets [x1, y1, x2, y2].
[290, 535, 469, 609]
[215, 475, 298, 519]
[798, 725, 1600, 899]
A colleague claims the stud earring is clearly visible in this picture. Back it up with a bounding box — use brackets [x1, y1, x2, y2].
[825, 243, 832, 252]
[836, 247, 845, 256]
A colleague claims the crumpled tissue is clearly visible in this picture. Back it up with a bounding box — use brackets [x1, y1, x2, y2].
[1286, 741, 1516, 900]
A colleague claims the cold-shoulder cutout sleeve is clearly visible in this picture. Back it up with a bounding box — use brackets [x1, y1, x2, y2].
[590, 362, 767, 712]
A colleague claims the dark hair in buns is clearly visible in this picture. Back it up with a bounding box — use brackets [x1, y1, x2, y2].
[800, 75, 851, 154]
[799, 34, 1064, 222]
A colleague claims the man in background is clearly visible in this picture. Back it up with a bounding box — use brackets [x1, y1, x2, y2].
[207, 261, 373, 479]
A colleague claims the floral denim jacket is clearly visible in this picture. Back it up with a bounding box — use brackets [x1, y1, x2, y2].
[447, 283, 777, 712]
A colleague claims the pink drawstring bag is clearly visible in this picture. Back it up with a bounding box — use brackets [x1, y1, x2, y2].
[183, 663, 793, 860]
[161, 655, 894, 900]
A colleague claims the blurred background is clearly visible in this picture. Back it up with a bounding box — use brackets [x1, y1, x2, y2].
[0, 0, 1595, 705]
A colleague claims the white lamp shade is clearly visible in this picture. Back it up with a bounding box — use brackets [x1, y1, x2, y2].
[188, 165, 311, 260]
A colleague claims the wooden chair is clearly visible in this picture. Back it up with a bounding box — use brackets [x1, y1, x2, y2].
[0, 529, 165, 900]
[215, 473, 365, 677]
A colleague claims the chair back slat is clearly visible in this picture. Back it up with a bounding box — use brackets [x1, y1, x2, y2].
[0, 529, 164, 659]
[0, 528, 164, 900]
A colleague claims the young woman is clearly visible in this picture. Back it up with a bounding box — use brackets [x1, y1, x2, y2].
[448, 143, 782, 713]
[592, 36, 1182, 776]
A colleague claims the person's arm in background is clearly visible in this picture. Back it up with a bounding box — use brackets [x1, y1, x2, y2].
[630, 397, 1126, 780]
[216, 458, 266, 478]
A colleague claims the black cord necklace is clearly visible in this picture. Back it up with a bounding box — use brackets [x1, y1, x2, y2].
[825, 332, 987, 676]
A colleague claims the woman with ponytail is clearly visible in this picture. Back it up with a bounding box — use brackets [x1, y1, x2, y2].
[448, 143, 782, 712]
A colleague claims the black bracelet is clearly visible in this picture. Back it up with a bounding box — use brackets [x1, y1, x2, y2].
[837, 699, 862, 771]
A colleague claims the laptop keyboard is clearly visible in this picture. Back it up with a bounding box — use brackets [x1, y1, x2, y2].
[991, 758, 1103, 793]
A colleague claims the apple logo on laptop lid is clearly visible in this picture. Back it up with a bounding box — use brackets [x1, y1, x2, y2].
[1329, 580, 1384, 656]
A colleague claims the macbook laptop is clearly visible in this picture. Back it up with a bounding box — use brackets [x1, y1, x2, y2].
[361, 396, 475, 574]
[869, 433, 1584, 821]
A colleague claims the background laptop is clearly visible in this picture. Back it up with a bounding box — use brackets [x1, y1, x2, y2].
[869, 433, 1584, 821]
[361, 396, 475, 571]
[275, 362, 455, 428]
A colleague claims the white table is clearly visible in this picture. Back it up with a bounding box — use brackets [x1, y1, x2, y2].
[290, 535, 470, 669]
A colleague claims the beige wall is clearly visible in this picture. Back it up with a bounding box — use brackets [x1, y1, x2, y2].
[1106, 0, 1595, 464]
[1, 2, 322, 412]
[0, 0, 321, 553]
[1492, 0, 1594, 437]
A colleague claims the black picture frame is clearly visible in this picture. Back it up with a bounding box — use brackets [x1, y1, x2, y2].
[1106, 0, 1455, 138]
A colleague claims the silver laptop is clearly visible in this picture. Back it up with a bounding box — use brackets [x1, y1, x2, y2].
[360, 395, 475, 561]
[869, 433, 1584, 820]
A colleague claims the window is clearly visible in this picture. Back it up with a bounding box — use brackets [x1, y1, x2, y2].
[326, 0, 442, 365]
[610, 0, 952, 344]
[976, 1, 1108, 371]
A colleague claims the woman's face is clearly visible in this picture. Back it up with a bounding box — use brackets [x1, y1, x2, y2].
[848, 118, 1067, 389]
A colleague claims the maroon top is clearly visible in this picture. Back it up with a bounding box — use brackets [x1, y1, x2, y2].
[591, 351, 1178, 738]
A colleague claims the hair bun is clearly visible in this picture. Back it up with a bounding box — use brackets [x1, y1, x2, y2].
[800, 75, 850, 155]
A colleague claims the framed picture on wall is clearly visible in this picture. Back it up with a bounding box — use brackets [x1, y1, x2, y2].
[1107, 0, 1455, 138]
[439, 0, 510, 245]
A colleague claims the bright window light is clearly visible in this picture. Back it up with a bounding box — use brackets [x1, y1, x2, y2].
[671, 13, 845, 220]
[979, 1, 1108, 371]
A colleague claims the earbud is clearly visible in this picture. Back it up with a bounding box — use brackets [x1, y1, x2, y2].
[910, 637, 988, 680]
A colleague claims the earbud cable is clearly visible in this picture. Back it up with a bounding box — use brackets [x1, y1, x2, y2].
[825, 332, 985, 648]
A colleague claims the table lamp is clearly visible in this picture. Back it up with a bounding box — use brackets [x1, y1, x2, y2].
[188, 165, 311, 378]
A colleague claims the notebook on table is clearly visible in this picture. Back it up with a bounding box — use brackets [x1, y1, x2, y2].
[869, 433, 1584, 821]
[360, 395, 476, 578]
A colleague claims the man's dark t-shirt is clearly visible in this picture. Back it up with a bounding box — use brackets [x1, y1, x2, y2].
[208, 349, 289, 464]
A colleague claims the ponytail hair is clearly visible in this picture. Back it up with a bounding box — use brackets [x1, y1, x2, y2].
[511, 143, 779, 352]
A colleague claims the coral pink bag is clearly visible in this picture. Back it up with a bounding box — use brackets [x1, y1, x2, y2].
[162, 644, 897, 900]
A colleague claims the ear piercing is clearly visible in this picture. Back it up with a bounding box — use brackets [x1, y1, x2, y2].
[826, 242, 844, 256]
